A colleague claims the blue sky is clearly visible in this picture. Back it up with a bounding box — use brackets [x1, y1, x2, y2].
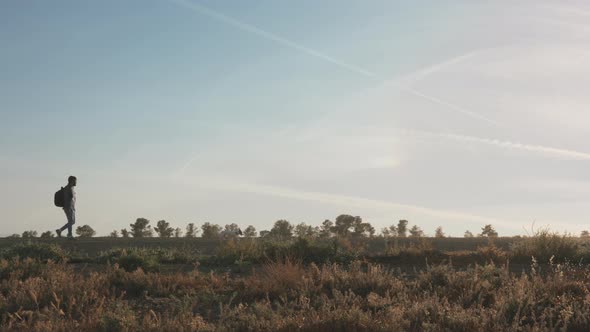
[1, 0, 589, 236]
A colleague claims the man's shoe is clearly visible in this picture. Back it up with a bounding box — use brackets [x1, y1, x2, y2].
[56, 229, 62, 238]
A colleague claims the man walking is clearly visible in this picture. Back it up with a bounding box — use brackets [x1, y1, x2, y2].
[56, 176, 77, 238]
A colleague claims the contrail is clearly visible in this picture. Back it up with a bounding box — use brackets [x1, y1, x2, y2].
[177, 154, 199, 175]
[292, 50, 492, 144]
[169, 0, 378, 79]
[394, 51, 481, 86]
[400, 129, 590, 160]
[403, 88, 501, 126]
[441, 133, 590, 160]
[176, 51, 490, 174]
[167, 0, 498, 125]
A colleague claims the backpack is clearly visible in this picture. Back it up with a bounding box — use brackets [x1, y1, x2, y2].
[54, 187, 65, 207]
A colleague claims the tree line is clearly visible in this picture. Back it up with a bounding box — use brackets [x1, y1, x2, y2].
[12, 214, 590, 239]
[8, 225, 96, 239]
[6, 214, 510, 239]
[113, 216, 501, 239]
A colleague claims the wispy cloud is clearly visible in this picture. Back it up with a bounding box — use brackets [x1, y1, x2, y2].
[167, 0, 498, 126]
[165, 1, 589, 236]
[541, 3, 590, 19]
[293, 127, 590, 162]
[172, 172, 520, 230]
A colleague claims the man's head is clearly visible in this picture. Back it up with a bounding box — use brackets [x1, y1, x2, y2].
[68, 176, 77, 187]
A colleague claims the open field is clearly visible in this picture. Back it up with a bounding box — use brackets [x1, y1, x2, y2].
[1, 235, 590, 331]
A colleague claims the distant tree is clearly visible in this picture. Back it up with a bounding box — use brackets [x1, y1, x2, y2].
[382, 224, 398, 237]
[7, 234, 20, 238]
[581, 230, 590, 238]
[201, 222, 222, 239]
[174, 228, 182, 238]
[269, 219, 293, 239]
[40, 231, 54, 238]
[22, 230, 38, 238]
[259, 230, 270, 238]
[294, 223, 318, 239]
[409, 225, 424, 238]
[185, 223, 197, 238]
[319, 220, 334, 238]
[154, 220, 174, 238]
[352, 220, 375, 238]
[224, 223, 241, 233]
[120, 229, 130, 238]
[311, 226, 321, 237]
[480, 224, 498, 237]
[76, 225, 96, 238]
[333, 215, 362, 237]
[435, 226, 445, 238]
[464, 230, 474, 238]
[110, 230, 119, 238]
[294, 223, 307, 238]
[130, 218, 153, 238]
[243, 225, 257, 238]
[397, 220, 408, 237]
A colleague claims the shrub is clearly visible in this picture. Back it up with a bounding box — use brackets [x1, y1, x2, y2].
[0, 258, 49, 280]
[476, 243, 508, 264]
[0, 243, 67, 262]
[117, 253, 159, 272]
[99, 302, 138, 331]
[98, 248, 160, 272]
[511, 229, 579, 263]
[40, 231, 55, 238]
[204, 238, 357, 267]
[76, 224, 96, 238]
[21, 230, 38, 238]
[98, 247, 200, 271]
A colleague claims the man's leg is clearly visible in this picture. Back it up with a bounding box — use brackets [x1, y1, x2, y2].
[57, 209, 69, 237]
[63, 209, 75, 237]
[68, 209, 75, 237]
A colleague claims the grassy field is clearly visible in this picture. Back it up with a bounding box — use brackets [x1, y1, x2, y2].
[1, 235, 590, 331]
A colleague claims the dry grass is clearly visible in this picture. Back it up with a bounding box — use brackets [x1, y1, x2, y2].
[511, 229, 580, 263]
[1, 234, 590, 330]
[0, 256, 590, 331]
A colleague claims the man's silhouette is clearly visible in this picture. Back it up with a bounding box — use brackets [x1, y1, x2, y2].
[56, 176, 77, 238]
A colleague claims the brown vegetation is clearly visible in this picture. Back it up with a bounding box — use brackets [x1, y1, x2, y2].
[0, 232, 589, 331]
[1, 257, 590, 331]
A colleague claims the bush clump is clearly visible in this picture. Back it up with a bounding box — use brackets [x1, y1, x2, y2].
[0, 242, 68, 262]
[202, 238, 357, 267]
[97, 248, 161, 272]
[99, 247, 199, 265]
[511, 229, 579, 263]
